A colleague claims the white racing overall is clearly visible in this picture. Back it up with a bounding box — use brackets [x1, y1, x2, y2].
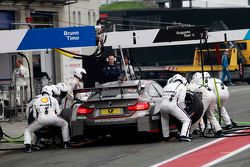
[208, 78, 232, 126]
[188, 83, 222, 133]
[160, 81, 191, 138]
[12, 65, 29, 105]
[63, 77, 83, 109]
[24, 94, 70, 145]
[25, 95, 42, 118]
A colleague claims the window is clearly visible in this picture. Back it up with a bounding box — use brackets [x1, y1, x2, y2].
[89, 87, 139, 99]
[237, 42, 247, 50]
[88, 11, 91, 25]
[0, 11, 14, 30]
[149, 83, 162, 97]
[152, 83, 163, 96]
[93, 12, 96, 25]
[78, 11, 81, 26]
[73, 11, 76, 26]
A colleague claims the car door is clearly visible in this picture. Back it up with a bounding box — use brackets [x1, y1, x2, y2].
[148, 82, 163, 115]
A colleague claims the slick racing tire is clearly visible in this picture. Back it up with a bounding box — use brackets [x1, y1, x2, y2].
[0, 125, 3, 141]
[185, 90, 203, 123]
[186, 72, 196, 83]
[169, 90, 203, 131]
[60, 109, 72, 123]
[33, 109, 72, 143]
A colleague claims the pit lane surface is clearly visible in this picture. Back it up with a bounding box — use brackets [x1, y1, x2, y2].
[0, 85, 250, 167]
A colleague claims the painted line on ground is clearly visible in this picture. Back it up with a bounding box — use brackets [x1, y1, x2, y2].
[150, 138, 224, 167]
[202, 144, 250, 167]
[151, 129, 250, 167]
[231, 87, 250, 92]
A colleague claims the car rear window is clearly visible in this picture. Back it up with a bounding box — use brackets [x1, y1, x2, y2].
[89, 87, 139, 99]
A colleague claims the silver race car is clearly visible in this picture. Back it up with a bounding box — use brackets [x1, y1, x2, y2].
[69, 80, 203, 138]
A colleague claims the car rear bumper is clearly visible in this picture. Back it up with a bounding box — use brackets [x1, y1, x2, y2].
[70, 115, 161, 138]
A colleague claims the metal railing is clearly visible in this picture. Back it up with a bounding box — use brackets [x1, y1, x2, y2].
[0, 84, 28, 121]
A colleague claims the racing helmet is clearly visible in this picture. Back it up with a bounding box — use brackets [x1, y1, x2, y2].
[56, 82, 68, 99]
[203, 72, 211, 84]
[167, 77, 174, 84]
[172, 74, 186, 84]
[182, 77, 187, 85]
[192, 72, 202, 84]
[42, 86, 53, 96]
[204, 72, 211, 78]
[50, 85, 60, 96]
[56, 83, 68, 92]
[74, 68, 87, 82]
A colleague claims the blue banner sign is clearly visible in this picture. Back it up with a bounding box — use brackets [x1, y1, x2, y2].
[17, 26, 96, 50]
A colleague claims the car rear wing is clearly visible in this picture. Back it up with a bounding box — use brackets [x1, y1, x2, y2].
[73, 83, 142, 101]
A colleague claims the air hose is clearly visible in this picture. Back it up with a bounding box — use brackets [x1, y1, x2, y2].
[236, 121, 250, 125]
[2, 131, 24, 140]
[0, 131, 24, 145]
[203, 38, 222, 125]
[54, 33, 107, 60]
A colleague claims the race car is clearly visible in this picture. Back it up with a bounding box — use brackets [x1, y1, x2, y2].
[69, 80, 203, 139]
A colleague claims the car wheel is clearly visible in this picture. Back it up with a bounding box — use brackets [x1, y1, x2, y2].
[33, 109, 72, 142]
[185, 90, 204, 123]
[160, 90, 203, 134]
[60, 109, 72, 123]
[186, 72, 196, 83]
[0, 125, 3, 141]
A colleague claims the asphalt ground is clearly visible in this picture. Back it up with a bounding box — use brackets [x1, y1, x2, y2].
[0, 84, 250, 167]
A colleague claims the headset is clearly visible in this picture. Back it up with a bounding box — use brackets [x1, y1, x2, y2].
[123, 56, 131, 64]
[106, 55, 117, 62]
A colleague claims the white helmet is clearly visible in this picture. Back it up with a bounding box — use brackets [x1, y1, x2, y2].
[50, 85, 60, 96]
[182, 77, 187, 85]
[167, 77, 174, 84]
[204, 72, 211, 78]
[172, 74, 186, 84]
[42, 86, 53, 96]
[192, 72, 202, 84]
[56, 83, 68, 92]
[74, 68, 87, 82]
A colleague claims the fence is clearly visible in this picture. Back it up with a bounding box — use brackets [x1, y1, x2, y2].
[0, 84, 28, 121]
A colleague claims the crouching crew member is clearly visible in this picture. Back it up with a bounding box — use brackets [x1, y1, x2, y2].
[24, 86, 70, 153]
[189, 72, 223, 137]
[160, 74, 191, 142]
[204, 72, 233, 129]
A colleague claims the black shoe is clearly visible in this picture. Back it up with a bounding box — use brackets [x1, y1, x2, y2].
[225, 124, 233, 130]
[231, 121, 238, 128]
[64, 142, 71, 149]
[207, 128, 213, 134]
[193, 130, 199, 135]
[189, 134, 193, 139]
[32, 145, 40, 151]
[214, 130, 224, 138]
[162, 137, 170, 142]
[180, 136, 192, 142]
[24, 144, 32, 153]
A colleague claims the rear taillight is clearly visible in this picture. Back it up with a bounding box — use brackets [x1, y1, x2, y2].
[77, 105, 94, 115]
[127, 102, 150, 111]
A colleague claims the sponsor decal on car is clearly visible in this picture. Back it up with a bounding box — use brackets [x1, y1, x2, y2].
[151, 115, 160, 120]
[94, 118, 128, 123]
